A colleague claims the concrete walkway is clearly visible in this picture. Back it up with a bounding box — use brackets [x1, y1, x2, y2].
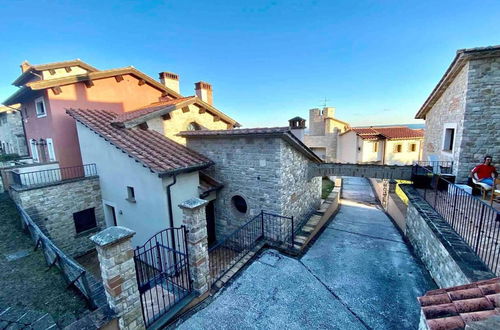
[175, 177, 435, 330]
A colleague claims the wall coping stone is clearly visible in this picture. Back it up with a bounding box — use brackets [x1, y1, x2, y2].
[179, 197, 208, 210]
[400, 184, 494, 282]
[10, 175, 99, 192]
[90, 226, 135, 247]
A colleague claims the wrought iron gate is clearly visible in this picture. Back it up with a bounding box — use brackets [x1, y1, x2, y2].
[134, 227, 192, 328]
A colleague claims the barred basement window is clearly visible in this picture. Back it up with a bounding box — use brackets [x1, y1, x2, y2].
[73, 208, 97, 234]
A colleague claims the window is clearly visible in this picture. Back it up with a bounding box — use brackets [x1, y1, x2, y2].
[409, 143, 417, 152]
[30, 139, 39, 162]
[231, 195, 247, 214]
[394, 144, 403, 153]
[187, 122, 202, 131]
[443, 128, 455, 151]
[373, 142, 378, 153]
[35, 97, 47, 118]
[127, 186, 136, 202]
[46, 138, 56, 161]
[73, 208, 97, 234]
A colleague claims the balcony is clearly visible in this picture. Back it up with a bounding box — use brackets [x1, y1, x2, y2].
[9, 164, 98, 190]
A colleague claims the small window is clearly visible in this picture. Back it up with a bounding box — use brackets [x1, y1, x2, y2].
[187, 122, 202, 131]
[127, 186, 136, 202]
[443, 128, 455, 151]
[35, 97, 47, 118]
[394, 144, 403, 153]
[373, 142, 378, 153]
[73, 208, 97, 234]
[409, 143, 417, 152]
[231, 195, 247, 214]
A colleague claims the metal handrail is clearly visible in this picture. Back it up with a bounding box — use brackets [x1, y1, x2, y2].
[11, 163, 97, 188]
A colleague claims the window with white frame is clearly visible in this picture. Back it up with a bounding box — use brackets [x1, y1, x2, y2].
[46, 138, 56, 161]
[30, 139, 39, 162]
[443, 128, 455, 152]
[35, 97, 47, 118]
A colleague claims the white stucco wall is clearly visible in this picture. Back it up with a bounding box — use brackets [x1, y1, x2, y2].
[338, 131, 358, 163]
[384, 139, 422, 165]
[361, 140, 381, 163]
[76, 122, 200, 246]
[41, 66, 90, 80]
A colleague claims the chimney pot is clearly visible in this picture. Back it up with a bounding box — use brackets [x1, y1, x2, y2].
[158, 71, 180, 94]
[195, 81, 213, 105]
[20, 60, 31, 73]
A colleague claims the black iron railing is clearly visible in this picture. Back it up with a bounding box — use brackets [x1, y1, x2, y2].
[208, 211, 294, 286]
[15, 203, 97, 308]
[10, 164, 97, 188]
[134, 227, 192, 328]
[412, 164, 500, 275]
[413, 160, 454, 175]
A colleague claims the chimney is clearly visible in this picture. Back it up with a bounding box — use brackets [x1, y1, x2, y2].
[288, 117, 306, 142]
[195, 81, 213, 105]
[20, 60, 31, 73]
[159, 72, 180, 94]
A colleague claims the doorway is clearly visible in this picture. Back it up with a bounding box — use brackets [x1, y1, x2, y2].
[104, 204, 118, 226]
[206, 201, 216, 247]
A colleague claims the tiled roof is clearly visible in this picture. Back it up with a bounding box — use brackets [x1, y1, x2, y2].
[418, 277, 500, 330]
[112, 96, 195, 125]
[349, 126, 424, 140]
[66, 108, 213, 175]
[179, 127, 290, 137]
[179, 127, 323, 163]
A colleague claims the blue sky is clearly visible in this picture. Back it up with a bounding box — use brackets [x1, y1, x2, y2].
[0, 0, 499, 127]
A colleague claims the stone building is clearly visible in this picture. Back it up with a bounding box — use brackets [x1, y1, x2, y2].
[0, 105, 28, 156]
[181, 127, 323, 237]
[415, 45, 500, 182]
[303, 107, 350, 161]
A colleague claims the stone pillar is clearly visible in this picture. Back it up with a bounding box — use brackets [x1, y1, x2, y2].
[90, 227, 144, 330]
[388, 179, 398, 193]
[178, 198, 210, 295]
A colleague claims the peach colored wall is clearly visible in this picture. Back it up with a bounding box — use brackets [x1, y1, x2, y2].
[23, 75, 164, 168]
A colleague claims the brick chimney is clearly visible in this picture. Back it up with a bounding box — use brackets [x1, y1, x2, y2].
[159, 72, 180, 94]
[20, 60, 31, 73]
[195, 81, 213, 105]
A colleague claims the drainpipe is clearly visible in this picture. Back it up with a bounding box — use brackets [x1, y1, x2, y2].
[166, 174, 178, 271]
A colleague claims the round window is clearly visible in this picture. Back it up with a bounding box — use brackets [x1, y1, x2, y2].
[231, 195, 248, 214]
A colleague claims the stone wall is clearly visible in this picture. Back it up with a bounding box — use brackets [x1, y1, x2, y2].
[369, 179, 407, 232]
[186, 136, 321, 238]
[0, 109, 28, 156]
[458, 57, 500, 181]
[401, 185, 494, 288]
[422, 63, 469, 179]
[11, 177, 105, 257]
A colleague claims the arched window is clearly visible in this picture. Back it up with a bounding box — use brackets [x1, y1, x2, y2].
[187, 122, 202, 131]
[231, 195, 248, 214]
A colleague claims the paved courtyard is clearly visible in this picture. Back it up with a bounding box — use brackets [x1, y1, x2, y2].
[175, 177, 436, 329]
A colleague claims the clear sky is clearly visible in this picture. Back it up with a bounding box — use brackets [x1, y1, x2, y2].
[0, 0, 499, 128]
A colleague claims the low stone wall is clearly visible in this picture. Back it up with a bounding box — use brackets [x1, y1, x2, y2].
[10, 176, 105, 257]
[370, 178, 407, 232]
[401, 184, 494, 288]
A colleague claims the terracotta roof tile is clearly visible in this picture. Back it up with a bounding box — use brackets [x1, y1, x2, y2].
[418, 277, 500, 330]
[179, 127, 290, 137]
[349, 126, 424, 140]
[112, 96, 195, 124]
[66, 108, 213, 175]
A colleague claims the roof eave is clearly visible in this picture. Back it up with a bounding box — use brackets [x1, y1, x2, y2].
[158, 161, 214, 177]
[3, 86, 36, 105]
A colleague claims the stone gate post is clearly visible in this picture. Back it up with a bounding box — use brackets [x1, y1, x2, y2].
[90, 226, 144, 330]
[179, 198, 210, 295]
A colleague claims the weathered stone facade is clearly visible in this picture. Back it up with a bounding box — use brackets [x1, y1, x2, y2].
[91, 227, 144, 330]
[0, 107, 28, 156]
[10, 177, 105, 257]
[401, 185, 494, 288]
[186, 136, 321, 238]
[421, 50, 500, 183]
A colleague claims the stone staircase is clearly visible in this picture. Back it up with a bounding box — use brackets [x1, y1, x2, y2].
[0, 306, 57, 329]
